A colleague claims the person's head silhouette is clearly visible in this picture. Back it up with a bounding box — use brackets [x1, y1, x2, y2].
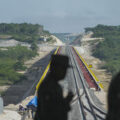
[106, 72, 120, 120]
[50, 55, 71, 81]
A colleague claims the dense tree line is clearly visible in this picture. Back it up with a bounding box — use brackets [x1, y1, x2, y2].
[85, 24, 120, 76]
[85, 24, 120, 37]
[0, 23, 42, 34]
[0, 45, 38, 85]
[0, 23, 50, 43]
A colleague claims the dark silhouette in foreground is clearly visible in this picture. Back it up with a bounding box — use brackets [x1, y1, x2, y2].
[34, 55, 73, 120]
[106, 72, 120, 120]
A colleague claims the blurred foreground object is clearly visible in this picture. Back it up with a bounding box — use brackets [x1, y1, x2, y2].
[35, 55, 73, 120]
[106, 72, 120, 120]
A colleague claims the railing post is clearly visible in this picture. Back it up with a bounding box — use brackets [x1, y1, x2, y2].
[0, 97, 3, 114]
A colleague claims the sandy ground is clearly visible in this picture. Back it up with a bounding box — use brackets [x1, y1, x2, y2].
[0, 39, 30, 47]
[81, 32, 104, 42]
[51, 35, 65, 46]
[0, 109, 21, 120]
[0, 35, 65, 47]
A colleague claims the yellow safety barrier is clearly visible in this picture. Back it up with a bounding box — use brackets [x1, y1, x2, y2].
[36, 47, 60, 91]
[88, 64, 93, 68]
[73, 47, 103, 90]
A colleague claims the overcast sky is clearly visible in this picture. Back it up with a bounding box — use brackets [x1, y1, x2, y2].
[0, 0, 120, 33]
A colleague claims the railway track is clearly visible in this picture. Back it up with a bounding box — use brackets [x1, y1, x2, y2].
[67, 46, 106, 120]
[22, 46, 106, 120]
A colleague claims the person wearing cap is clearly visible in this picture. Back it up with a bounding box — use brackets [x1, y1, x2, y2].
[34, 55, 73, 120]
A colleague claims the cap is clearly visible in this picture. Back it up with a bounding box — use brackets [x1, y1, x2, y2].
[50, 54, 72, 68]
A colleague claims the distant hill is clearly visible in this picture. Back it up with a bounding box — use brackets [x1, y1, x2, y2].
[53, 33, 79, 44]
[0, 23, 50, 43]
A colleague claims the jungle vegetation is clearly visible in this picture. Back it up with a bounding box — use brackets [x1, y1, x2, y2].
[0, 45, 38, 85]
[85, 24, 120, 76]
[0, 23, 50, 43]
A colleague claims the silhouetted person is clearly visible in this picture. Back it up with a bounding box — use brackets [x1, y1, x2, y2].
[34, 55, 73, 120]
[106, 72, 120, 120]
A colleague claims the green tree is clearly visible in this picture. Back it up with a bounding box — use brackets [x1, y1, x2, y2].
[85, 24, 120, 76]
[30, 42, 38, 51]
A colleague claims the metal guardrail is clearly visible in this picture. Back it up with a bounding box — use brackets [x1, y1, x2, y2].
[36, 47, 60, 91]
[73, 47, 104, 90]
[69, 47, 106, 119]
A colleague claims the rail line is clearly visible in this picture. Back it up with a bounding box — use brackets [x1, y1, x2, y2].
[67, 46, 106, 120]
[22, 46, 106, 120]
[72, 47, 101, 91]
